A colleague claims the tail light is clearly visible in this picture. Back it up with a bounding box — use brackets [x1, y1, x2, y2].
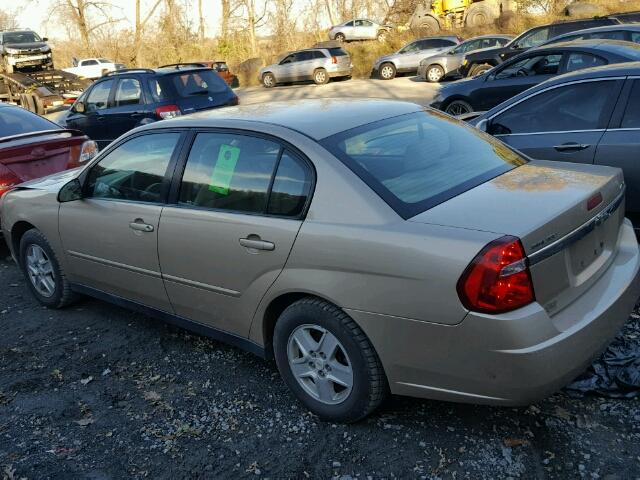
[0, 163, 21, 198]
[332, 56, 338, 64]
[457, 235, 535, 314]
[155, 105, 182, 120]
[227, 96, 239, 106]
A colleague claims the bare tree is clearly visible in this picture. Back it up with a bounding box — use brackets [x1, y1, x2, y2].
[0, 8, 18, 30]
[131, 0, 163, 66]
[238, 0, 268, 55]
[198, 0, 205, 41]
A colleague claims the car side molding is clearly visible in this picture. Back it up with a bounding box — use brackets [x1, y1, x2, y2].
[70, 283, 266, 359]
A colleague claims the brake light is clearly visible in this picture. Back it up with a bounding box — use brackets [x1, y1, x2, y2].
[587, 192, 603, 211]
[155, 105, 182, 120]
[332, 56, 338, 64]
[457, 236, 535, 314]
[0, 163, 20, 198]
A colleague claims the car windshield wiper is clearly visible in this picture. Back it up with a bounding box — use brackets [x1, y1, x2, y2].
[188, 89, 210, 96]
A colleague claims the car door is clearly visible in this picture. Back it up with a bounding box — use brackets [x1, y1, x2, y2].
[340, 21, 355, 40]
[487, 78, 623, 164]
[473, 52, 563, 110]
[158, 131, 314, 337]
[395, 41, 420, 70]
[58, 131, 183, 311]
[353, 20, 373, 40]
[276, 53, 297, 81]
[292, 51, 313, 80]
[66, 78, 115, 149]
[102, 76, 147, 139]
[594, 78, 640, 219]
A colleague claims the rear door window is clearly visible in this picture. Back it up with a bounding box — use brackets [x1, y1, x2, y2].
[321, 111, 526, 218]
[620, 80, 640, 129]
[490, 80, 620, 135]
[114, 78, 142, 106]
[564, 52, 606, 73]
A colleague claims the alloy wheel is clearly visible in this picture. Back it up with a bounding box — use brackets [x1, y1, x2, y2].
[25, 244, 56, 298]
[287, 324, 354, 405]
[427, 66, 443, 82]
[445, 101, 472, 116]
[380, 65, 394, 80]
[315, 70, 327, 84]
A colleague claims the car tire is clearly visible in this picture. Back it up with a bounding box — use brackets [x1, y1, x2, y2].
[415, 15, 440, 34]
[469, 63, 492, 77]
[426, 64, 445, 83]
[262, 72, 276, 88]
[19, 229, 77, 309]
[273, 297, 388, 423]
[464, 3, 494, 27]
[334, 33, 346, 42]
[379, 62, 396, 80]
[377, 30, 387, 42]
[444, 99, 474, 116]
[313, 68, 329, 85]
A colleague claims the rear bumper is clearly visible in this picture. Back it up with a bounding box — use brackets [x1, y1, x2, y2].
[327, 65, 352, 78]
[349, 219, 640, 405]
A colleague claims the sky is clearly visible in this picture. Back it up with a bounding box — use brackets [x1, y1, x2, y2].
[13, 0, 225, 39]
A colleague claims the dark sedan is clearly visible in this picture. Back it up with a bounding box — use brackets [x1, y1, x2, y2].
[469, 62, 640, 225]
[430, 40, 640, 116]
[0, 104, 97, 199]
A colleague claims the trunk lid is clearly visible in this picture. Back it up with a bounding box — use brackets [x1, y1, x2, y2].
[410, 160, 626, 317]
[0, 130, 85, 182]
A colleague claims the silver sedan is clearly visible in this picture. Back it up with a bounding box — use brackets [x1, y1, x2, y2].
[2, 99, 638, 422]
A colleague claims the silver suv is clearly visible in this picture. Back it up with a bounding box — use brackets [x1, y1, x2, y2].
[259, 47, 352, 88]
[373, 36, 460, 80]
[328, 19, 390, 42]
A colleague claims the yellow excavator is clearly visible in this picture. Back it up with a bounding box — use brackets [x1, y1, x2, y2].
[386, 0, 516, 33]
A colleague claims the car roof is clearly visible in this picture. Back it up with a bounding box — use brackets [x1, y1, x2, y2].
[143, 99, 423, 140]
[529, 38, 640, 56]
[479, 61, 640, 120]
[467, 34, 514, 40]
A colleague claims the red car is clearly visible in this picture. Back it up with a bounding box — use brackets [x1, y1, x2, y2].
[0, 104, 98, 199]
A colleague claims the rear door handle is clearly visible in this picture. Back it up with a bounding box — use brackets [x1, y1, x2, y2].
[131, 111, 146, 118]
[554, 143, 590, 152]
[239, 237, 275, 251]
[129, 220, 154, 233]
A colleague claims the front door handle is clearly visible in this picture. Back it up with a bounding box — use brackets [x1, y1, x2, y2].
[129, 220, 154, 233]
[239, 236, 275, 251]
[554, 143, 590, 152]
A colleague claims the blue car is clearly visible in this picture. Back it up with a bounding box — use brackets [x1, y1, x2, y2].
[66, 64, 238, 149]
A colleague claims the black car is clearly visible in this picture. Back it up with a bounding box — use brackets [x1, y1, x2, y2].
[430, 40, 640, 115]
[469, 62, 640, 223]
[543, 23, 640, 45]
[66, 64, 238, 149]
[459, 16, 622, 77]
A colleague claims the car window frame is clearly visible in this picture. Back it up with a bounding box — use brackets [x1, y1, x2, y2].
[113, 75, 145, 107]
[167, 128, 317, 221]
[79, 130, 188, 205]
[83, 78, 116, 112]
[486, 77, 625, 136]
[607, 76, 640, 130]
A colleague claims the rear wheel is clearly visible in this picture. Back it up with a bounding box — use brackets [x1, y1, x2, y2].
[334, 33, 346, 42]
[469, 63, 492, 77]
[379, 62, 396, 80]
[262, 72, 276, 88]
[19, 229, 77, 309]
[274, 298, 388, 423]
[465, 3, 493, 27]
[418, 16, 440, 35]
[426, 64, 445, 83]
[376, 30, 387, 42]
[313, 68, 329, 85]
[444, 99, 473, 116]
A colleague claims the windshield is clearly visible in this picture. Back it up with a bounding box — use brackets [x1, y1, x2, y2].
[2, 31, 42, 44]
[0, 106, 60, 138]
[165, 69, 229, 97]
[321, 111, 526, 218]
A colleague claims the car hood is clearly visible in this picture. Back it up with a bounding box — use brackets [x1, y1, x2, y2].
[5, 42, 48, 50]
[16, 167, 82, 193]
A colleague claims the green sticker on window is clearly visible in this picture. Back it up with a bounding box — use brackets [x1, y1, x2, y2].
[209, 144, 240, 195]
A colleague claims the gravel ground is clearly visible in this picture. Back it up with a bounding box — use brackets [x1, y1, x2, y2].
[1, 242, 639, 480]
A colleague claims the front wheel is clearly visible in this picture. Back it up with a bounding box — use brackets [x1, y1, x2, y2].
[262, 72, 276, 88]
[426, 64, 445, 82]
[313, 68, 329, 85]
[334, 33, 346, 42]
[379, 62, 396, 80]
[19, 229, 77, 309]
[468, 63, 492, 77]
[273, 298, 388, 423]
[444, 99, 473, 116]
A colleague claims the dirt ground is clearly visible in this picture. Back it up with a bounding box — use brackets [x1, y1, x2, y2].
[236, 76, 441, 106]
[1, 240, 639, 480]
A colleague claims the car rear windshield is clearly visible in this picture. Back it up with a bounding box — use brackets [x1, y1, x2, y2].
[0, 106, 59, 139]
[164, 69, 230, 97]
[321, 111, 526, 219]
[328, 47, 349, 57]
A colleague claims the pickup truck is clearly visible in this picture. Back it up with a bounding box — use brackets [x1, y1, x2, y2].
[63, 58, 125, 79]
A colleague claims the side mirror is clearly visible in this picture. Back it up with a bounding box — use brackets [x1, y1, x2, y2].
[476, 119, 489, 132]
[43, 37, 49, 42]
[58, 178, 83, 203]
[74, 101, 86, 113]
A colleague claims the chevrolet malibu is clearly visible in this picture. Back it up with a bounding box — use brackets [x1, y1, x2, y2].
[1, 99, 639, 423]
